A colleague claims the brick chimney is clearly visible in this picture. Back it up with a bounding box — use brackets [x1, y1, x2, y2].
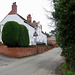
[33, 20, 36, 25]
[27, 14, 32, 23]
[8, 2, 17, 15]
[33, 20, 38, 27]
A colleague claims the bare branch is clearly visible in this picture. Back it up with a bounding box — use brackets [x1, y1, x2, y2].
[48, 22, 56, 28]
[46, 15, 55, 21]
[43, 8, 53, 13]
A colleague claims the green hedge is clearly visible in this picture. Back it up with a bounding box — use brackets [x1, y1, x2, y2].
[2, 21, 20, 47]
[18, 25, 29, 47]
[2, 21, 29, 47]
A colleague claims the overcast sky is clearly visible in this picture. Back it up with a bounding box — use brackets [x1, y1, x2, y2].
[0, 0, 54, 33]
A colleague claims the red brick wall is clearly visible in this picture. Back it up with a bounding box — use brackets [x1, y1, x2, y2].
[0, 45, 53, 58]
[7, 47, 36, 58]
[53, 44, 59, 47]
[47, 40, 56, 45]
[47, 41, 52, 45]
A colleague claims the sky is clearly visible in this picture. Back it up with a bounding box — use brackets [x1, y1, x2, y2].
[0, 0, 55, 33]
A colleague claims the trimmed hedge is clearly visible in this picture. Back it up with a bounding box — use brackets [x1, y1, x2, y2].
[2, 21, 20, 47]
[2, 21, 29, 47]
[18, 25, 29, 47]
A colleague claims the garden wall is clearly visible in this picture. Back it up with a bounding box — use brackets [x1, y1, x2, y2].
[0, 45, 53, 58]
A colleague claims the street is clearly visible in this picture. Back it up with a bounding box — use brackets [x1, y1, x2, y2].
[0, 47, 64, 75]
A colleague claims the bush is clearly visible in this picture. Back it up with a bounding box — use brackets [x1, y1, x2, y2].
[18, 25, 29, 47]
[2, 21, 30, 47]
[63, 46, 75, 71]
[61, 63, 67, 75]
[61, 62, 75, 75]
[2, 21, 20, 47]
[67, 72, 74, 75]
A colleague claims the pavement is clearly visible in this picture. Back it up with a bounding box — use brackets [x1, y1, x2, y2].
[0, 47, 64, 75]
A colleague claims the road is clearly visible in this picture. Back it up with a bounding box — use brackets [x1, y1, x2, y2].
[0, 47, 64, 75]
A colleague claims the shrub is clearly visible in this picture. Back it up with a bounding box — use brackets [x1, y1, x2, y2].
[2, 21, 20, 47]
[61, 62, 75, 75]
[67, 72, 74, 75]
[2, 21, 29, 47]
[18, 24, 29, 47]
[61, 62, 67, 69]
[61, 63, 67, 75]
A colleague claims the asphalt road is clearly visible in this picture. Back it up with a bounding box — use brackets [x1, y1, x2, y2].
[0, 47, 64, 75]
[0, 54, 19, 66]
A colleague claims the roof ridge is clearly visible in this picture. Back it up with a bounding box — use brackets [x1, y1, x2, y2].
[17, 14, 35, 28]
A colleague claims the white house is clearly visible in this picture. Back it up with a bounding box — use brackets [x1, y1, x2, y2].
[0, 2, 47, 45]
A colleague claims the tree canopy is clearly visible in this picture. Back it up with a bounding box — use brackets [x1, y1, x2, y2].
[52, 0, 75, 71]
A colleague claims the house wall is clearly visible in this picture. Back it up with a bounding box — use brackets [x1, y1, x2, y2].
[36, 27, 47, 45]
[0, 14, 47, 45]
[47, 40, 56, 44]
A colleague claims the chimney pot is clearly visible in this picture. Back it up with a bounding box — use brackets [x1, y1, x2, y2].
[27, 14, 32, 23]
[13, 2, 16, 5]
[33, 20, 36, 23]
[33, 20, 38, 27]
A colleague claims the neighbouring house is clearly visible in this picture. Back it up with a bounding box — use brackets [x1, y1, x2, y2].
[47, 36, 56, 45]
[0, 2, 47, 45]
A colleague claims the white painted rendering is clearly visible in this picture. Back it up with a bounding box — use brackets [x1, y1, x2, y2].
[0, 14, 47, 45]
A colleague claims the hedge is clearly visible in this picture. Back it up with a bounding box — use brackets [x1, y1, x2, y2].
[2, 21, 29, 47]
[18, 24, 29, 47]
[2, 21, 20, 47]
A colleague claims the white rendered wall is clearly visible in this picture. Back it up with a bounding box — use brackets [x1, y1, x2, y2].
[1, 14, 24, 24]
[37, 27, 47, 45]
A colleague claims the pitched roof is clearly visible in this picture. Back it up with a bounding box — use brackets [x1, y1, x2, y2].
[17, 14, 35, 28]
[17, 14, 46, 36]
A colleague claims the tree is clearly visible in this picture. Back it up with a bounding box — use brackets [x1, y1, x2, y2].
[52, 0, 75, 71]
[49, 29, 56, 36]
[44, 32, 51, 37]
